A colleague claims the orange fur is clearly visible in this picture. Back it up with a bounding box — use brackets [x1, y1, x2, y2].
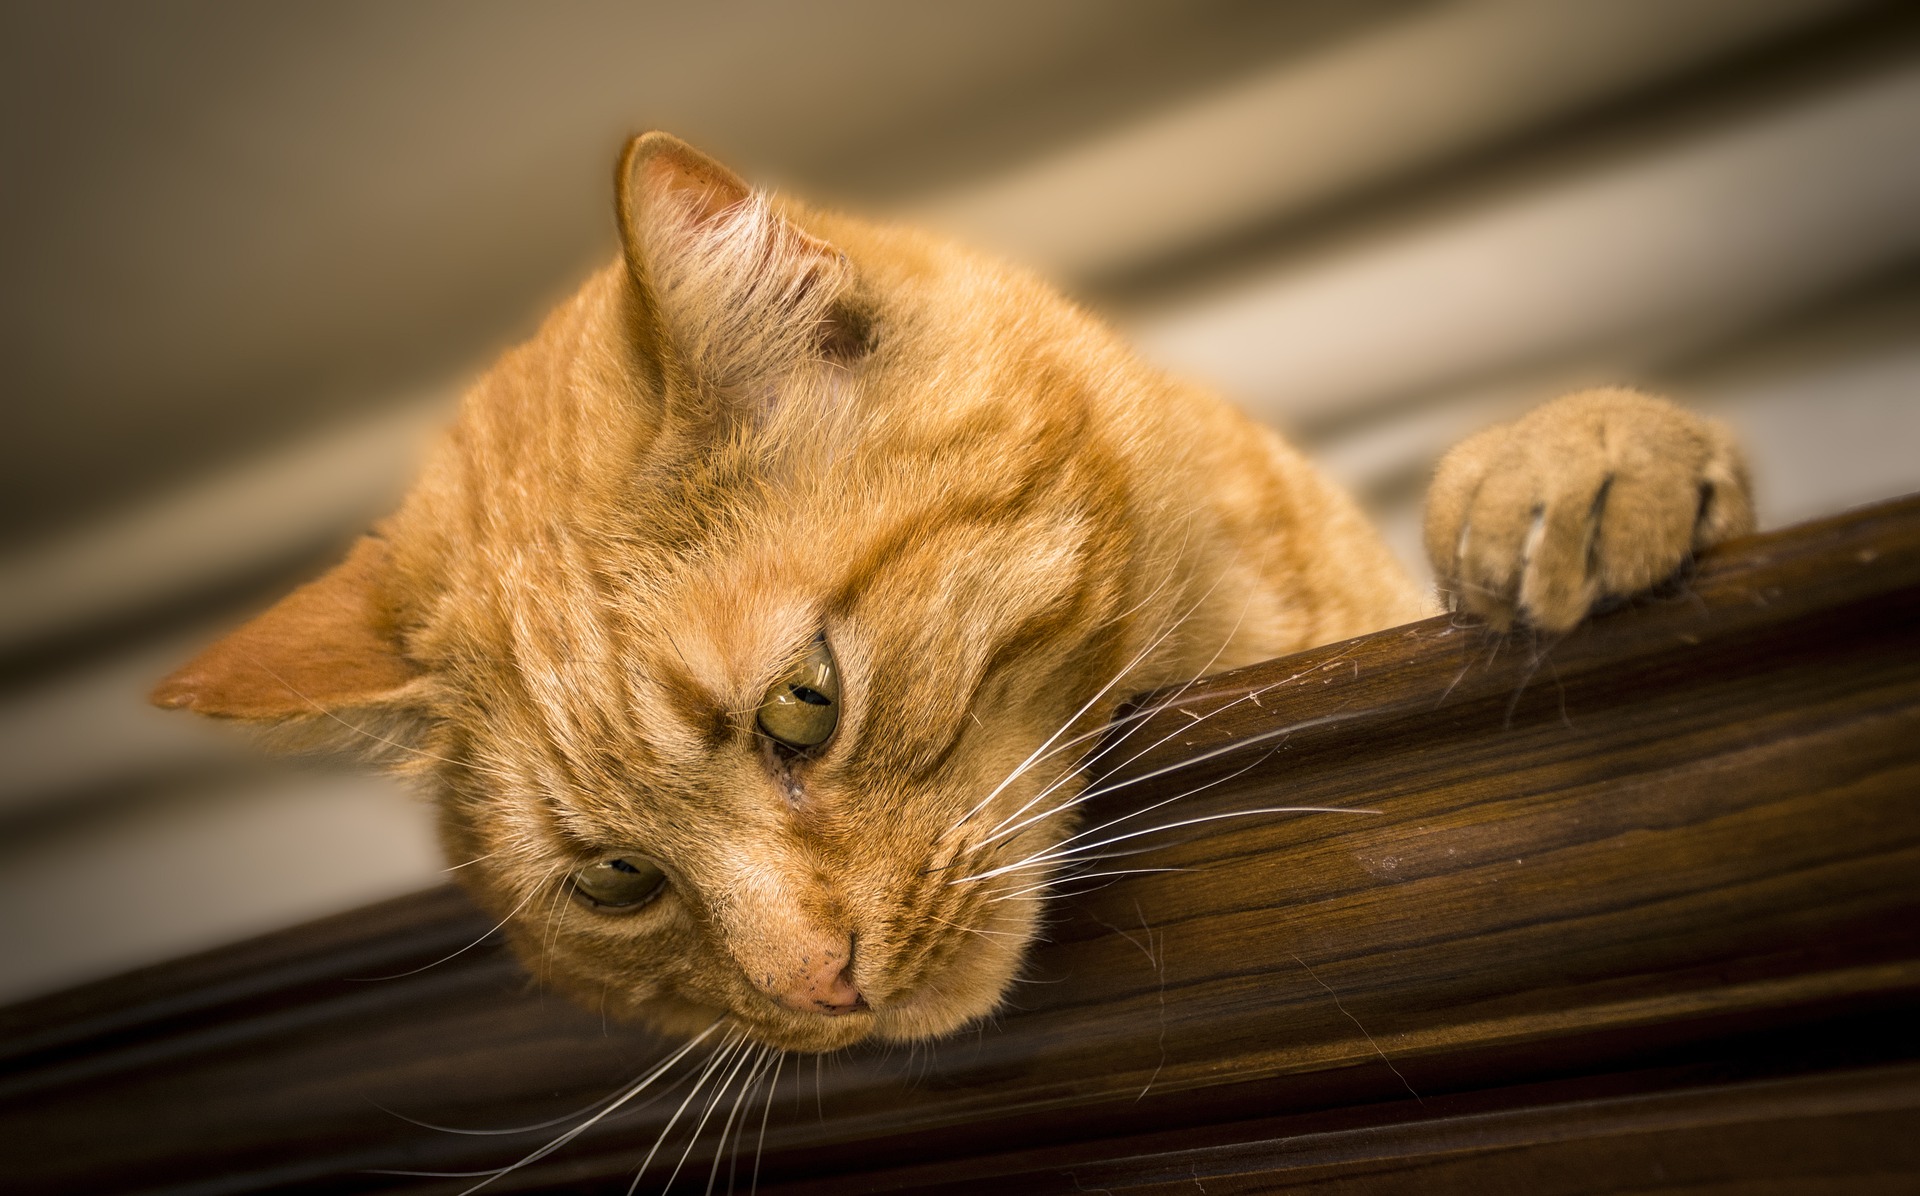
[155, 134, 1746, 1051]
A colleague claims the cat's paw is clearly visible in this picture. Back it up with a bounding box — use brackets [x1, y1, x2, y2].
[1424, 388, 1753, 635]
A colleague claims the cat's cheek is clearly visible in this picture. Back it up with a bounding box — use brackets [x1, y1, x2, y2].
[505, 905, 692, 1020]
[874, 896, 1040, 1043]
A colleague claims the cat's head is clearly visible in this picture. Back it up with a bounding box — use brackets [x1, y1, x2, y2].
[153, 134, 1202, 1052]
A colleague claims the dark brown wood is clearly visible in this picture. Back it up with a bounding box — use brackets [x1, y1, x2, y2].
[4, 494, 1918, 1195]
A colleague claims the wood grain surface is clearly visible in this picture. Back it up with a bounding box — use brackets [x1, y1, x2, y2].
[4, 494, 1917, 1195]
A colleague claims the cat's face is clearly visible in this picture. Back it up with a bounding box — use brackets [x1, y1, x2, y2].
[424, 339, 1144, 1053]
[435, 449, 1134, 1052]
[156, 134, 1212, 1052]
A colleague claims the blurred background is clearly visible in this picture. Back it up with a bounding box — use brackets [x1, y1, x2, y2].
[2, 0, 1916, 1004]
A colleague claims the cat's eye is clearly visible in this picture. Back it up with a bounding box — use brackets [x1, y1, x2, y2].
[756, 635, 840, 750]
[571, 855, 668, 909]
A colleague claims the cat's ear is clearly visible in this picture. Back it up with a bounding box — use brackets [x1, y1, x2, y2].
[151, 536, 422, 723]
[615, 132, 859, 399]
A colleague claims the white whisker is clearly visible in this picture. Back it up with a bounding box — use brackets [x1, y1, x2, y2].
[962, 568, 1238, 843]
[751, 1052, 784, 1195]
[375, 1061, 645, 1138]
[1075, 706, 1366, 806]
[442, 848, 503, 873]
[974, 736, 1284, 881]
[955, 745, 1277, 885]
[375, 1019, 724, 1186]
[540, 869, 575, 963]
[927, 914, 1023, 940]
[658, 1035, 760, 1195]
[352, 865, 561, 981]
[628, 1029, 747, 1196]
[948, 556, 1228, 835]
[973, 619, 1273, 808]
[948, 630, 1170, 833]
[967, 645, 1359, 879]
[975, 682, 1257, 854]
[988, 866, 1189, 903]
[973, 805, 1378, 886]
[709, 1045, 773, 1196]
[985, 654, 1360, 853]
[1030, 543, 1268, 798]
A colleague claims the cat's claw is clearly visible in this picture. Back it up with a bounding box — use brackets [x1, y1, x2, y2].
[1424, 388, 1754, 635]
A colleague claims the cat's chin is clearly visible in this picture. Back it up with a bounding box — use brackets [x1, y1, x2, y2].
[723, 989, 997, 1054]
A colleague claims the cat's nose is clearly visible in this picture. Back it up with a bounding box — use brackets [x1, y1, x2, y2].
[760, 935, 866, 1016]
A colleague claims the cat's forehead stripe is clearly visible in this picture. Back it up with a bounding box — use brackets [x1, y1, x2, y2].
[649, 654, 731, 749]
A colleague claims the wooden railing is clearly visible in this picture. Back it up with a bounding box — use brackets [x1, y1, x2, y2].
[5, 495, 1918, 1195]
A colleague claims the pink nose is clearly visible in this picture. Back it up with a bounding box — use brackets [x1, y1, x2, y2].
[760, 938, 866, 1016]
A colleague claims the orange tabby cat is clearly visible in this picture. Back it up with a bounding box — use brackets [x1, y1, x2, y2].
[153, 134, 1752, 1055]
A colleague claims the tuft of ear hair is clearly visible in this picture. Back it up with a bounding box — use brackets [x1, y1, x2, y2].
[616, 132, 855, 406]
[151, 536, 421, 724]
